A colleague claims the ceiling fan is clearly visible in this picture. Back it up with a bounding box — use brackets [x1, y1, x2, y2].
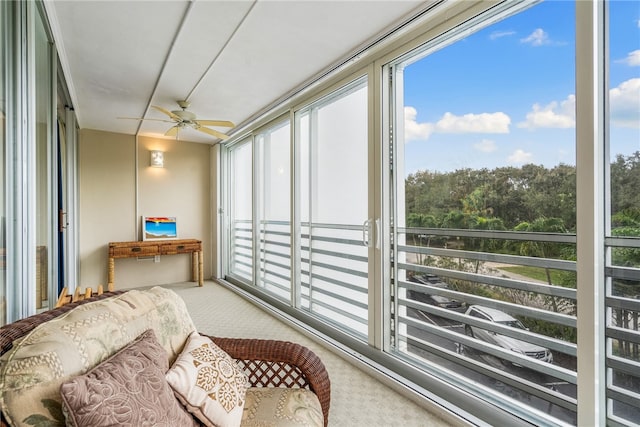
[119, 100, 235, 140]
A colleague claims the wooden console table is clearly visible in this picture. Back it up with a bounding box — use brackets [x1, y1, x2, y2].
[108, 239, 203, 288]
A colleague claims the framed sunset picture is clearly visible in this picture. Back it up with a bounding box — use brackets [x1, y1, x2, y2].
[142, 216, 177, 240]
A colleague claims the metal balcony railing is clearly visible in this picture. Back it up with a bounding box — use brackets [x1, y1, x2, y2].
[228, 221, 640, 426]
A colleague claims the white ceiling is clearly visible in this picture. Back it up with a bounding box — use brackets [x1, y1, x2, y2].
[46, 0, 428, 144]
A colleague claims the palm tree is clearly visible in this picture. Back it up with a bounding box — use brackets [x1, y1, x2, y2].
[513, 217, 569, 313]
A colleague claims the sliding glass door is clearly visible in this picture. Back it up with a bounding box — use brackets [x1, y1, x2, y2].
[256, 120, 291, 301]
[604, 1, 640, 423]
[0, 1, 7, 324]
[225, 77, 372, 340]
[296, 78, 370, 339]
[387, 1, 579, 423]
[35, 6, 54, 311]
[227, 139, 253, 284]
[2, 2, 61, 323]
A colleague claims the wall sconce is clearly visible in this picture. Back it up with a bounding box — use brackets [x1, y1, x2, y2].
[150, 150, 164, 168]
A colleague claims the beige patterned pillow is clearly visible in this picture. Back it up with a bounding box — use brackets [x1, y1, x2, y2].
[60, 329, 198, 427]
[166, 332, 249, 427]
[0, 287, 195, 427]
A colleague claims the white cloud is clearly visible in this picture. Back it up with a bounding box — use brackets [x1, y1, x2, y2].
[521, 28, 550, 46]
[404, 106, 434, 141]
[407, 77, 637, 140]
[617, 49, 640, 67]
[610, 78, 640, 128]
[490, 30, 515, 40]
[404, 107, 510, 142]
[474, 139, 497, 153]
[435, 112, 510, 134]
[518, 95, 575, 129]
[518, 79, 638, 130]
[508, 149, 533, 165]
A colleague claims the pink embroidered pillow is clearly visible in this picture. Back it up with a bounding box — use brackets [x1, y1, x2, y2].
[166, 331, 249, 427]
[60, 329, 198, 427]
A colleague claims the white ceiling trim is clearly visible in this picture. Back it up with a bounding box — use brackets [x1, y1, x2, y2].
[134, 1, 194, 136]
[184, 1, 257, 103]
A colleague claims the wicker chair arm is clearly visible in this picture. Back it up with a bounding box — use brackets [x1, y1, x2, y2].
[208, 336, 330, 426]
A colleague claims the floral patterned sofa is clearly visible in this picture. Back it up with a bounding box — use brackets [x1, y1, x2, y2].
[0, 287, 330, 426]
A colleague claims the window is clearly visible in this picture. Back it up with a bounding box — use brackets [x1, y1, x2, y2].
[1, 1, 59, 323]
[225, 77, 370, 341]
[388, 2, 577, 423]
[35, 6, 53, 311]
[0, 0, 7, 324]
[221, 1, 637, 424]
[256, 120, 291, 301]
[468, 308, 489, 322]
[227, 140, 253, 283]
[605, 1, 640, 424]
[296, 78, 369, 338]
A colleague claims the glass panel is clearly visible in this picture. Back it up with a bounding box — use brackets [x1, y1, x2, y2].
[608, 0, 640, 245]
[35, 10, 51, 311]
[297, 78, 369, 339]
[229, 141, 253, 283]
[57, 103, 65, 289]
[391, 1, 577, 423]
[256, 121, 291, 301]
[0, 1, 7, 325]
[606, 0, 640, 424]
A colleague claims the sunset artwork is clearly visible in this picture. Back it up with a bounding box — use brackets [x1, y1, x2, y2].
[143, 216, 177, 240]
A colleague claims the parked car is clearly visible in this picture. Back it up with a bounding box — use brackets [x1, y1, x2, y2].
[464, 305, 553, 364]
[407, 274, 465, 311]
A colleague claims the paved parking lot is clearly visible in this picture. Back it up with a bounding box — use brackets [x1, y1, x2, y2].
[406, 308, 577, 424]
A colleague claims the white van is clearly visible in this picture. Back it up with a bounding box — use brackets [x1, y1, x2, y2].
[464, 305, 553, 364]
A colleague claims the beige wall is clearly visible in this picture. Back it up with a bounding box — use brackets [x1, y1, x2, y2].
[79, 129, 212, 289]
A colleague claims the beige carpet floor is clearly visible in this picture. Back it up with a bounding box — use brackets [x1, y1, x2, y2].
[160, 281, 463, 427]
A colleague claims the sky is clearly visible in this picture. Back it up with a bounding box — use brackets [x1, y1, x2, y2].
[402, 0, 640, 175]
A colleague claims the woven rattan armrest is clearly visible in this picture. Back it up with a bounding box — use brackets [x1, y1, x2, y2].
[209, 336, 331, 427]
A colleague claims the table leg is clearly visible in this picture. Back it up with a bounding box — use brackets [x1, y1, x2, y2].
[198, 250, 203, 286]
[108, 257, 115, 290]
[191, 252, 197, 283]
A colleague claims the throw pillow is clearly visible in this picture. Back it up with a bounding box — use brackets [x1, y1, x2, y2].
[166, 331, 249, 427]
[60, 329, 198, 427]
[0, 287, 195, 427]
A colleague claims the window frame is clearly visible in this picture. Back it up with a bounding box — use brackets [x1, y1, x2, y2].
[217, 0, 624, 424]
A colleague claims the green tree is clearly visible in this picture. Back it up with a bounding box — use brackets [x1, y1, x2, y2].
[610, 151, 640, 217]
[611, 226, 640, 270]
[512, 217, 573, 314]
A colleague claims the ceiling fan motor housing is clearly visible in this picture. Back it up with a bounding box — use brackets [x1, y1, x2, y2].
[172, 109, 196, 122]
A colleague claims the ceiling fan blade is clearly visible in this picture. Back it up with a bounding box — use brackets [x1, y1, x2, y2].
[151, 105, 182, 121]
[196, 125, 230, 140]
[165, 126, 179, 137]
[117, 117, 174, 123]
[194, 120, 235, 128]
